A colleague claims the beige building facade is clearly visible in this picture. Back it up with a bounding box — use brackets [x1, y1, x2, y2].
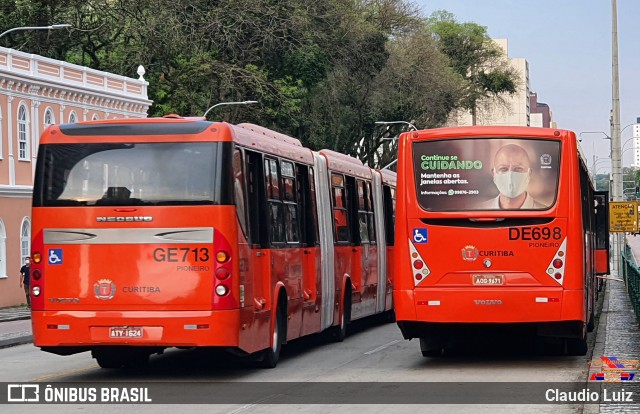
[448, 38, 531, 127]
[0, 46, 151, 307]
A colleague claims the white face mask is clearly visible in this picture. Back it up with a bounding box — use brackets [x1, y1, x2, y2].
[493, 170, 530, 199]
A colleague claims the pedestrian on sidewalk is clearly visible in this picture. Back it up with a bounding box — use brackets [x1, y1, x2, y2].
[19, 257, 31, 308]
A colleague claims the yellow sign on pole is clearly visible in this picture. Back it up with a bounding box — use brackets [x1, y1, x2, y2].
[609, 201, 638, 233]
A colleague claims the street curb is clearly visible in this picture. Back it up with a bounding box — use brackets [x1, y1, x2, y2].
[0, 334, 33, 349]
[0, 316, 31, 323]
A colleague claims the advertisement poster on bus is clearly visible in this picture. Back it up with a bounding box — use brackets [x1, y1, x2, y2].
[412, 138, 561, 211]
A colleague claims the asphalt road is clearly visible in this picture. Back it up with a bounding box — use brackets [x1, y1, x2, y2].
[0, 315, 598, 414]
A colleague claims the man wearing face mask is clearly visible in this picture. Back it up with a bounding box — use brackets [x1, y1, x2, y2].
[482, 144, 547, 209]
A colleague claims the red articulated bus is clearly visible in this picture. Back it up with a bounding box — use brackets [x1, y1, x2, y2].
[393, 126, 609, 356]
[30, 117, 396, 368]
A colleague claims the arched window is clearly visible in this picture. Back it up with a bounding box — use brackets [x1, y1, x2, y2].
[69, 111, 78, 124]
[44, 107, 55, 128]
[0, 219, 6, 278]
[20, 217, 31, 266]
[18, 103, 30, 160]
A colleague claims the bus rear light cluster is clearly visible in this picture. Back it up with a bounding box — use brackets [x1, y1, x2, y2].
[212, 229, 235, 305]
[32, 286, 41, 296]
[32, 269, 42, 281]
[215, 268, 230, 280]
[546, 238, 567, 285]
[408, 238, 430, 286]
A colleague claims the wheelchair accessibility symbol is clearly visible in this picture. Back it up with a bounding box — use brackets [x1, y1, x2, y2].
[413, 228, 428, 244]
[48, 249, 63, 265]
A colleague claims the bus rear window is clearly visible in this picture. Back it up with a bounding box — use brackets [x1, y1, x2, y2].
[412, 138, 561, 211]
[33, 142, 232, 207]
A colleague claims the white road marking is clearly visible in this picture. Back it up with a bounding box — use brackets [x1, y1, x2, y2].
[364, 339, 401, 355]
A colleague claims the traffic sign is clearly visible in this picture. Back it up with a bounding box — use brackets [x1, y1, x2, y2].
[609, 201, 638, 233]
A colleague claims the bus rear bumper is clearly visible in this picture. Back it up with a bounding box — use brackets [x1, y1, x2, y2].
[394, 288, 586, 339]
[32, 310, 241, 352]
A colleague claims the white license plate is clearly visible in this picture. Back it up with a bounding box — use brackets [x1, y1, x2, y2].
[472, 274, 504, 286]
[109, 327, 143, 338]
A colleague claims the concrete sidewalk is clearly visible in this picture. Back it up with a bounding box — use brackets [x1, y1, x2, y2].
[0, 306, 31, 348]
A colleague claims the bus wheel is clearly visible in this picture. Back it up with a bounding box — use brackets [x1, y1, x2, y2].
[566, 336, 588, 356]
[261, 305, 284, 368]
[333, 287, 352, 342]
[419, 338, 443, 357]
[123, 352, 150, 369]
[92, 349, 124, 369]
[587, 310, 595, 332]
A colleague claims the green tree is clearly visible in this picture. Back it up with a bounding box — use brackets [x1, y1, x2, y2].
[427, 10, 518, 125]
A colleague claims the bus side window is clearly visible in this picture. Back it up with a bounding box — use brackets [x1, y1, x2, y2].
[356, 179, 369, 244]
[383, 185, 396, 246]
[233, 148, 249, 240]
[296, 164, 317, 247]
[308, 167, 319, 245]
[282, 160, 299, 244]
[246, 151, 268, 248]
[331, 173, 349, 243]
[265, 158, 285, 245]
[367, 181, 376, 244]
[345, 175, 359, 246]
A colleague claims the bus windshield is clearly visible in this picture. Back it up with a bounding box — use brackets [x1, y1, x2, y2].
[33, 142, 232, 207]
[412, 137, 561, 211]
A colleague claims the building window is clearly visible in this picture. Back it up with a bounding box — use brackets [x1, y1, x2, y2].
[44, 108, 55, 128]
[18, 104, 30, 160]
[69, 111, 78, 123]
[0, 219, 6, 278]
[20, 218, 31, 266]
[0, 105, 3, 159]
[92, 114, 99, 121]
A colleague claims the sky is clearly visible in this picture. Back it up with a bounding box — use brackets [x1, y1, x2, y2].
[415, 0, 640, 173]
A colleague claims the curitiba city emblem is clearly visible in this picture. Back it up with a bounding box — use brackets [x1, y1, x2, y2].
[94, 279, 116, 300]
[462, 245, 479, 262]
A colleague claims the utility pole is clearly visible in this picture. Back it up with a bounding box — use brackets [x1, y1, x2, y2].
[611, 0, 622, 275]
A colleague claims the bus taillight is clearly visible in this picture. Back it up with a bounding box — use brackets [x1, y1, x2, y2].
[212, 229, 237, 309]
[216, 251, 230, 263]
[32, 269, 42, 281]
[408, 238, 430, 286]
[546, 238, 567, 285]
[33, 252, 42, 264]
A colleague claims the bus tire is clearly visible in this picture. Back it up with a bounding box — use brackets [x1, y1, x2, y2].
[92, 349, 124, 369]
[333, 285, 352, 342]
[261, 303, 284, 368]
[566, 336, 588, 356]
[587, 310, 595, 332]
[123, 352, 150, 369]
[420, 338, 443, 357]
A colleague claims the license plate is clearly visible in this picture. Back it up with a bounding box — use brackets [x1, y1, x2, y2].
[472, 274, 504, 286]
[109, 327, 143, 338]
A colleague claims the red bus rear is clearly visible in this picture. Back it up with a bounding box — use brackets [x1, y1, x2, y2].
[30, 117, 396, 368]
[393, 126, 609, 356]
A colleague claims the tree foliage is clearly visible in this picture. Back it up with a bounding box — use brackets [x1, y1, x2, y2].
[0, 1, 518, 165]
[427, 10, 518, 125]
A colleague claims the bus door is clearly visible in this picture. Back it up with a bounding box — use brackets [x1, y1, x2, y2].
[265, 157, 304, 339]
[354, 179, 378, 318]
[245, 150, 271, 346]
[297, 164, 322, 336]
[372, 172, 388, 314]
[594, 191, 610, 276]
